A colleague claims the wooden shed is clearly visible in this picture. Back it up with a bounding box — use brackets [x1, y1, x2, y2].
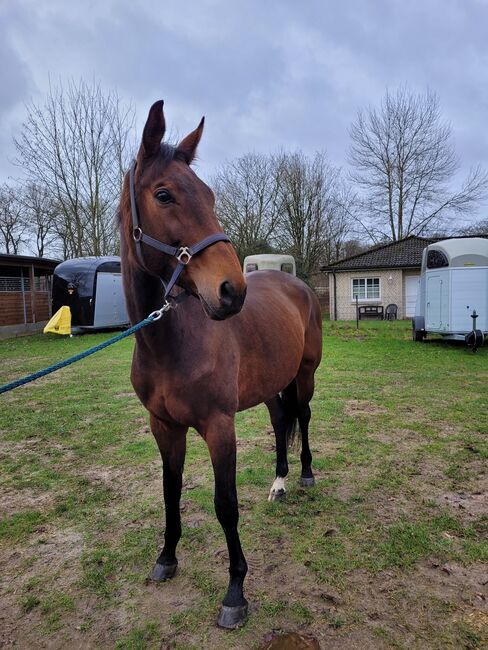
[0, 254, 60, 337]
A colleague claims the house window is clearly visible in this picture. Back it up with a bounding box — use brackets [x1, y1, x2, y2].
[352, 277, 380, 300]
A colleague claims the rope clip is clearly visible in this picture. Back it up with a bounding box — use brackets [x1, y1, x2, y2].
[148, 301, 172, 321]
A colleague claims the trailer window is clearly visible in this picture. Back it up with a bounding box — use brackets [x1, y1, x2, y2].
[427, 250, 448, 268]
[281, 263, 294, 274]
[245, 263, 258, 273]
[352, 277, 380, 300]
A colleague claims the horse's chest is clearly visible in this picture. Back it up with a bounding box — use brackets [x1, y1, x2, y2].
[131, 357, 237, 427]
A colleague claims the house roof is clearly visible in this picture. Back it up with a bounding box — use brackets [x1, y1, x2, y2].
[0, 253, 61, 269]
[321, 236, 440, 272]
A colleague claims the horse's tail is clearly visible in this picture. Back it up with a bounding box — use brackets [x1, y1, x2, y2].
[281, 380, 300, 449]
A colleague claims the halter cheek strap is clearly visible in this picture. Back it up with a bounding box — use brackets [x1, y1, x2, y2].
[129, 159, 231, 300]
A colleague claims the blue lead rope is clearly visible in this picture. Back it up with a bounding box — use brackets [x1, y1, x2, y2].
[0, 314, 159, 396]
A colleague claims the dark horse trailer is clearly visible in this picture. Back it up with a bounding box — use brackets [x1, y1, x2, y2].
[52, 257, 129, 331]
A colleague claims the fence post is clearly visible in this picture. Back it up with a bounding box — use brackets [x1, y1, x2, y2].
[356, 295, 359, 329]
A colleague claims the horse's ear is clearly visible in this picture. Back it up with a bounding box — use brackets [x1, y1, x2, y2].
[139, 100, 166, 159]
[176, 117, 204, 164]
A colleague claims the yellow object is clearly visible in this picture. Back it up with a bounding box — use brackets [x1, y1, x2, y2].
[44, 306, 72, 335]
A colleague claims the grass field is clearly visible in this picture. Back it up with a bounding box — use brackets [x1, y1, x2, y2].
[0, 320, 487, 649]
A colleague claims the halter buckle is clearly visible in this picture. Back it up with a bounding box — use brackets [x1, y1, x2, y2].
[176, 247, 192, 264]
[133, 227, 142, 242]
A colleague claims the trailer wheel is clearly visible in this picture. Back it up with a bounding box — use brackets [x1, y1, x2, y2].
[466, 329, 484, 352]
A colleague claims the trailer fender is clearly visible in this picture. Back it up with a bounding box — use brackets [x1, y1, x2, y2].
[412, 316, 426, 342]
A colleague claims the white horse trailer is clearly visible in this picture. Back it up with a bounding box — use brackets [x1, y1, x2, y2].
[412, 237, 488, 350]
[243, 254, 296, 276]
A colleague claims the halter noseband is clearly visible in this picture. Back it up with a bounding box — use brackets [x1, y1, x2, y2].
[129, 159, 230, 301]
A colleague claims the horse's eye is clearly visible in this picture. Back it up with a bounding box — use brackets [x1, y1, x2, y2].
[155, 189, 173, 204]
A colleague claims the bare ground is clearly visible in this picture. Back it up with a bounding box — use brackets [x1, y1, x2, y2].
[1, 423, 487, 649]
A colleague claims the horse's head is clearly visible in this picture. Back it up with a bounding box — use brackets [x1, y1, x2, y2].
[122, 100, 246, 320]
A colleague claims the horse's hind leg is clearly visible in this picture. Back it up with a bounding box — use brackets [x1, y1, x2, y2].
[150, 415, 187, 581]
[265, 393, 291, 502]
[298, 403, 314, 487]
[296, 364, 316, 487]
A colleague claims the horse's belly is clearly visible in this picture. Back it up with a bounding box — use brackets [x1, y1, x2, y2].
[236, 323, 304, 411]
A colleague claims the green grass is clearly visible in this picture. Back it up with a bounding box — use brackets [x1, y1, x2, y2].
[0, 510, 47, 542]
[114, 621, 161, 650]
[0, 321, 487, 648]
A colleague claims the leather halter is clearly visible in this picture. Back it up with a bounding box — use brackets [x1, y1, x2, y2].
[129, 159, 230, 301]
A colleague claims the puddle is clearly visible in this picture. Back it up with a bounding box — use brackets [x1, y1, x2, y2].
[260, 632, 320, 650]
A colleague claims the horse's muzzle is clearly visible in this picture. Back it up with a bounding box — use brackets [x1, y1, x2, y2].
[201, 282, 246, 320]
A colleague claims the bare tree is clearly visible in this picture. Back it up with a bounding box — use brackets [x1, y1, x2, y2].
[349, 87, 488, 241]
[0, 184, 27, 254]
[213, 153, 281, 261]
[323, 179, 357, 264]
[213, 150, 355, 274]
[275, 151, 350, 278]
[19, 183, 58, 257]
[458, 217, 488, 237]
[14, 78, 135, 257]
[340, 238, 368, 259]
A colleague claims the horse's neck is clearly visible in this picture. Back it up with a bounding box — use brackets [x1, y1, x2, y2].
[123, 260, 186, 355]
[124, 263, 163, 322]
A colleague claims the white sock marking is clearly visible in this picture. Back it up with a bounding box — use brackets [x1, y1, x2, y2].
[268, 476, 286, 501]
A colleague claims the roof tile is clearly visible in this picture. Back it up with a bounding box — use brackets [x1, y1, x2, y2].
[323, 236, 438, 271]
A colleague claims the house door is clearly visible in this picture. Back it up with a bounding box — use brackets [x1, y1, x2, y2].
[405, 275, 420, 317]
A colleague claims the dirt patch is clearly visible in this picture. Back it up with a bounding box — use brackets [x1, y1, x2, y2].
[260, 631, 321, 649]
[350, 561, 488, 647]
[236, 437, 268, 448]
[371, 427, 419, 446]
[344, 400, 388, 417]
[0, 438, 43, 451]
[435, 486, 488, 518]
[0, 526, 85, 649]
[464, 609, 488, 633]
[81, 464, 136, 486]
[0, 489, 54, 515]
[0, 527, 84, 581]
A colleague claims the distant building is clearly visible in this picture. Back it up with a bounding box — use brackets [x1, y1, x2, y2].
[322, 236, 443, 320]
[0, 253, 60, 338]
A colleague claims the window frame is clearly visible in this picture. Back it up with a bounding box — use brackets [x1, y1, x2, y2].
[351, 276, 381, 302]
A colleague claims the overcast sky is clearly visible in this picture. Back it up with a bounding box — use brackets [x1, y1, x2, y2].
[1, 0, 487, 223]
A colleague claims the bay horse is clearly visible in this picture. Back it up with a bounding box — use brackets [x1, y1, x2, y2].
[119, 100, 322, 628]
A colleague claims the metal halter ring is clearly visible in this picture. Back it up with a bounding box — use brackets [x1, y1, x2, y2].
[176, 247, 192, 264]
[133, 227, 142, 242]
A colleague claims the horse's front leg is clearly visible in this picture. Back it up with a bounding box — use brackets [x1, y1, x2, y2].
[149, 414, 187, 581]
[203, 414, 248, 629]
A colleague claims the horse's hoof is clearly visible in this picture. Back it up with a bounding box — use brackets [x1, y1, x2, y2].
[150, 561, 177, 582]
[268, 488, 286, 502]
[217, 602, 248, 629]
[300, 476, 315, 488]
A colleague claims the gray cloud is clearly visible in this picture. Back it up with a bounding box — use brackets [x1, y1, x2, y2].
[1, 0, 487, 221]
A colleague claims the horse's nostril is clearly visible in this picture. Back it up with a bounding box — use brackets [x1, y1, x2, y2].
[219, 281, 236, 308]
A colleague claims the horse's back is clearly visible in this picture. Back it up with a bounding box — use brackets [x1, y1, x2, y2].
[241, 270, 321, 335]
